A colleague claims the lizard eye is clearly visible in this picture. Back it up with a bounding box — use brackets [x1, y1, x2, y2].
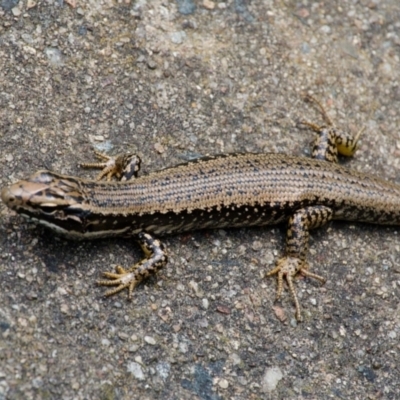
[40, 206, 58, 214]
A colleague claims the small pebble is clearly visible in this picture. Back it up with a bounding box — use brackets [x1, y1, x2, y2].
[320, 25, 331, 34]
[203, 0, 215, 10]
[202, 298, 209, 309]
[31, 377, 43, 389]
[218, 378, 229, 389]
[11, 6, 21, 16]
[144, 336, 156, 345]
[262, 367, 283, 392]
[388, 331, 396, 339]
[156, 362, 171, 380]
[170, 31, 186, 45]
[154, 143, 165, 153]
[147, 59, 157, 69]
[27, 0, 36, 9]
[129, 344, 140, 352]
[45, 47, 63, 66]
[176, 0, 196, 15]
[252, 240, 263, 251]
[127, 362, 145, 380]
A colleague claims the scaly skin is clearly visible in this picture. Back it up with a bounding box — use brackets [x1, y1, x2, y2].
[2, 97, 398, 321]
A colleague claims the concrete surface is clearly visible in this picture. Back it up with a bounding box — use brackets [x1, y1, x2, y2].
[0, 0, 399, 399]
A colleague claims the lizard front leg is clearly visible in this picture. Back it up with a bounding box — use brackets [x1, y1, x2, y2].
[97, 232, 168, 298]
[82, 152, 167, 298]
[80, 151, 141, 181]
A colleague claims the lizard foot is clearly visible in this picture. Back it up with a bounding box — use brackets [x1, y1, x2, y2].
[266, 256, 326, 321]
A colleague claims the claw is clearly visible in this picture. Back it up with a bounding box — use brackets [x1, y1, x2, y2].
[97, 265, 140, 298]
[266, 256, 326, 322]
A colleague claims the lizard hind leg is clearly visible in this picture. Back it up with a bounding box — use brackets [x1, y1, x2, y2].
[266, 205, 333, 321]
[301, 95, 363, 162]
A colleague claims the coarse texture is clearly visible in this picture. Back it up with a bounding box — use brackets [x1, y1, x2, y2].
[1, 1, 400, 399]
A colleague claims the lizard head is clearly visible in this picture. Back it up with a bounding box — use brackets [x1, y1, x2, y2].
[1, 171, 89, 237]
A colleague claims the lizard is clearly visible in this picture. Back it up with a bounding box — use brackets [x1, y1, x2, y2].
[2, 96, 398, 321]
